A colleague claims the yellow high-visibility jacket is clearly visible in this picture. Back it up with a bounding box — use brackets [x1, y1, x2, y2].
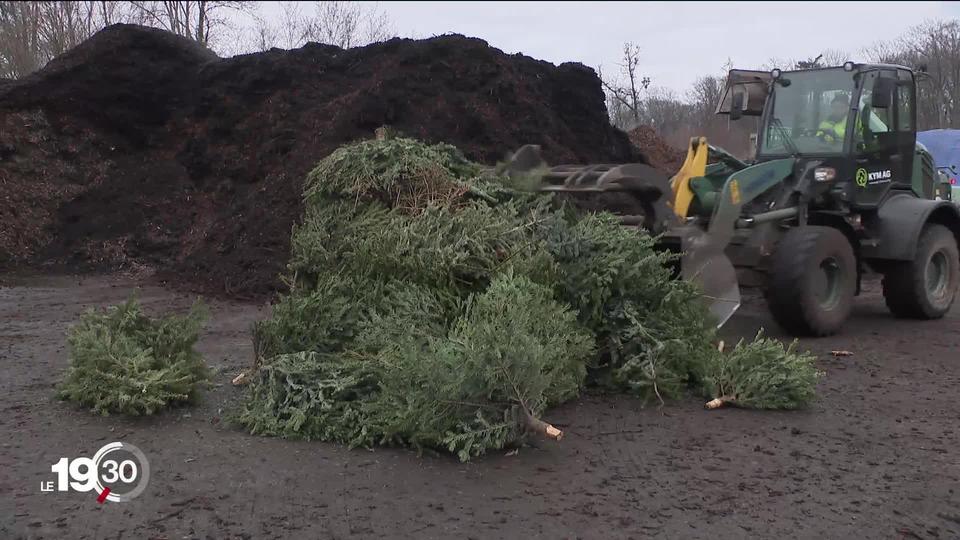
[817, 117, 846, 140]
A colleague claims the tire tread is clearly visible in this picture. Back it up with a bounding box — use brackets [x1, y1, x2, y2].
[766, 226, 856, 336]
[882, 224, 959, 319]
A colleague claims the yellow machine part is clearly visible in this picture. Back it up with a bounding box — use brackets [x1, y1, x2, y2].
[670, 136, 710, 218]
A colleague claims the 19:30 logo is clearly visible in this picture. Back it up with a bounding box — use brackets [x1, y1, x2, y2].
[42, 442, 150, 503]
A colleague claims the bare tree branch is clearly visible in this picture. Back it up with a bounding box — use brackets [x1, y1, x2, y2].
[240, 1, 393, 53]
[1, 1, 144, 78]
[125, 1, 253, 50]
[863, 19, 960, 129]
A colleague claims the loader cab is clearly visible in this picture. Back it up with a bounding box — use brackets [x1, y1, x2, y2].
[748, 64, 918, 209]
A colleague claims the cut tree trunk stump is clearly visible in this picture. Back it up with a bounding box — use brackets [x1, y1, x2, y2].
[705, 395, 735, 409]
[523, 411, 563, 440]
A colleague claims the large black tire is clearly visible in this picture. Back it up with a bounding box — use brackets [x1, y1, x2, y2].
[882, 224, 960, 319]
[766, 226, 857, 336]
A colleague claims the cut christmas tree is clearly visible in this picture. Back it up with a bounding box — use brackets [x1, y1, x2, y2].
[237, 135, 822, 460]
[703, 332, 822, 410]
[58, 296, 210, 416]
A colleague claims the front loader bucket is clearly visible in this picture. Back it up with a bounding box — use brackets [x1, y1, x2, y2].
[505, 144, 742, 327]
[672, 227, 741, 327]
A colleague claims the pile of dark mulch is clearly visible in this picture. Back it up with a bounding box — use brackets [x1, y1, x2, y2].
[0, 24, 654, 297]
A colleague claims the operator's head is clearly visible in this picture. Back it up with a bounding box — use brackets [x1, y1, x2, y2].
[830, 94, 848, 119]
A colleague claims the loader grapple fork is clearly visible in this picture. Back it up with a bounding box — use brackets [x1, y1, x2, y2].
[507, 142, 741, 327]
[537, 162, 682, 233]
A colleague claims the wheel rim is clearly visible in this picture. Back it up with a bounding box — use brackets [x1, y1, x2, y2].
[925, 250, 950, 301]
[814, 257, 843, 310]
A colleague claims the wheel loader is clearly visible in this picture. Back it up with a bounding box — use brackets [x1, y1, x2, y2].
[510, 62, 960, 336]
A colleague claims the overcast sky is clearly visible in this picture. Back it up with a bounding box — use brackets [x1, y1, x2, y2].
[332, 1, 959, 93]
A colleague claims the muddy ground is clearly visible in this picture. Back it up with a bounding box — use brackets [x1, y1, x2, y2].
[1, 273, 958, 539]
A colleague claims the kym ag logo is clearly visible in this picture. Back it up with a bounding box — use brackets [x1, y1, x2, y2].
[856, 168, 868, 187]
[855, 168, 893, 188]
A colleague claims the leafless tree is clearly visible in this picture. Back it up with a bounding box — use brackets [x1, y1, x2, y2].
[602, 52, 760, 158]
[599, 42, 650, 129]
[37, 1, 102, 58]
[247, 1, 394, 52]
[1, 1, 144, 78]
[96, 0, 144, 25]
[1, 0, 394, 78]
[126, 1, 252, 49]
[864, 19, 960, 129]
[0, 2, 43, 78]
[687, 74, 724, 126]
[604, 93, 635, 131]
[258, 1, 307, 50]
[309, 1, 391, 48]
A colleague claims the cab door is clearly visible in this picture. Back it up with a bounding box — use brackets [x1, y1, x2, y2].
[893, 69, 917, 190]
[850, 69, 912, 208]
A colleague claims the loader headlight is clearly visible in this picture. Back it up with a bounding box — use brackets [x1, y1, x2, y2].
[814, 167, 837, 182]
[771, 68, 782, 79]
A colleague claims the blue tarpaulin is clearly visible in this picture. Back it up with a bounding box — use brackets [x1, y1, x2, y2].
[917, 130, 960, 199]
[917, 129, 960, 178]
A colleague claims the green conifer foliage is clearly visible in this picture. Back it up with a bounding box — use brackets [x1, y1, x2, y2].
[240, 137, 821, 459]
[58, 297, 209, 415]
[703, 332, 821, 409]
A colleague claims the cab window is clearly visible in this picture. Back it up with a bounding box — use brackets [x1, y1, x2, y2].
[896, 70, 914, 132]
[854, 72, 892, 151]
[758, 68, 858, 155]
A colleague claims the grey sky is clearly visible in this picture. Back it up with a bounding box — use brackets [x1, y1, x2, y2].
[372, 1, 957, 93]
[250, 2, 959, 94]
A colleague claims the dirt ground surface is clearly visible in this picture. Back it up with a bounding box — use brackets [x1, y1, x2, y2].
[2, 273, 958, 539]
